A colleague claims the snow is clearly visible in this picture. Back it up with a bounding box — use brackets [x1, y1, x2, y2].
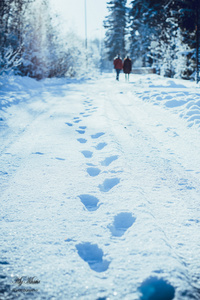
[0, 73, 200, 300]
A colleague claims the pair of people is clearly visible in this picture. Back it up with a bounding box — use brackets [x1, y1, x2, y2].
[113, 54, 132, 81]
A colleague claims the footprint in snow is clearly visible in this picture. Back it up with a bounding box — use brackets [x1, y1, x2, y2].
[0, 171, 8, 175]
[77, 138, 87, 144]
[73, 117, 81, 123]
[55, 157, 65, 161]
[0, 261, 9, 265]
[32, 152, 44, 155]
[79, 126, 87, 129]
[76, 129, 85, 134]
[87, 167, 101, 177]
[78, 194, 100, 211]
[91, 132, 105, 139]
[101, 155, 118, 166]
[76, 242, 110, 272]
[81, 150, 93, 158]
[99, 178, 120, 192]
[65, 122, 73, 126]
[95, 142, 107, 150]
[138, 277, 175, 300]
[108, 212, 136, 237]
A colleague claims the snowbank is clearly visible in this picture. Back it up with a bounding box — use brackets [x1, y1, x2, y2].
[0, 75, 44, 114]
[1, 74, 200, 130]
[1, 72, 200, 300]
[133, 75, 200, 128]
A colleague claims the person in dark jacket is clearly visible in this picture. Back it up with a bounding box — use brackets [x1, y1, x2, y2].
[113, 54, 123, 81]
[123, 56, 132, 81]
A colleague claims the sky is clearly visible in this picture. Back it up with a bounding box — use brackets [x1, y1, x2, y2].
[50, 0, 108, 39]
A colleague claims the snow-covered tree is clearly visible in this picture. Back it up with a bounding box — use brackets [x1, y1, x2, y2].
[171, 0, 198, 80]
[0, 0, 103, 78]
[0, 0, 27, 75]
[104, 0, 127, 61]
[129, 0, 165, 67]
[128, 0, 199, 80]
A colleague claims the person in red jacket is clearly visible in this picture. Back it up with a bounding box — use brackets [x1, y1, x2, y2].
[113, 54, 123, 81]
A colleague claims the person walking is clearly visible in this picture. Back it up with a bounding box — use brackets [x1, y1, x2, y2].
[113, 54, 123, 81]
[123, 56, 132, 81]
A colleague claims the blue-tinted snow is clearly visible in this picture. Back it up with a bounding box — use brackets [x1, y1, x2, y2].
[0, 73, 200, 300]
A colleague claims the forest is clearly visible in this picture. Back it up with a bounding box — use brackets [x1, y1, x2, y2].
[0, 0, 100, 79]
[105, 0, 200, 81]
[0, 0, 200, 81]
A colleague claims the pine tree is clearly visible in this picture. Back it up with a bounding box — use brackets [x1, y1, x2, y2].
[104, 0, 127, 61]
[129, 0, 166, 67]
[168, 0, 197, 79]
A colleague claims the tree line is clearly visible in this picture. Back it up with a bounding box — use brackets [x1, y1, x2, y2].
[0, 0, 101, 79]
[104, 0, 200, 81]
[1, 0, 199, 81]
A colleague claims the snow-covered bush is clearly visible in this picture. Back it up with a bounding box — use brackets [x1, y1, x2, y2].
[0, 46, 22, 76]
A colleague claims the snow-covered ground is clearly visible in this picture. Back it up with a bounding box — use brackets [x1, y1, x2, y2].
[0, 73, 200, 300]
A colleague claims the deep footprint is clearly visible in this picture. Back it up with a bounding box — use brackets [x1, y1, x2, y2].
[76, 242, 110, 272]
[81, 151, 93, 158]
[109, 212, 136, 237]
[99, 178, 120, 192]
[78, 194, 100, 211]
[87, 167, 101, 177]
[91, 132, 105, 139]
[95, 143, 107, 150]
[138, 277, 175, 300]
[101, 155, 118, 166]
[77, 138, 87, 144]
[65, 122, 73, 126]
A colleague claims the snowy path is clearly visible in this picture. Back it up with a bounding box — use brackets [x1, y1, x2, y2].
[0, 74, 200, 299]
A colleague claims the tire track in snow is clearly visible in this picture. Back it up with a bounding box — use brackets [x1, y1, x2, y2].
[102, 83, 200, 299]
[61, 82, 199, 299]
[63, 83, 199, 299]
